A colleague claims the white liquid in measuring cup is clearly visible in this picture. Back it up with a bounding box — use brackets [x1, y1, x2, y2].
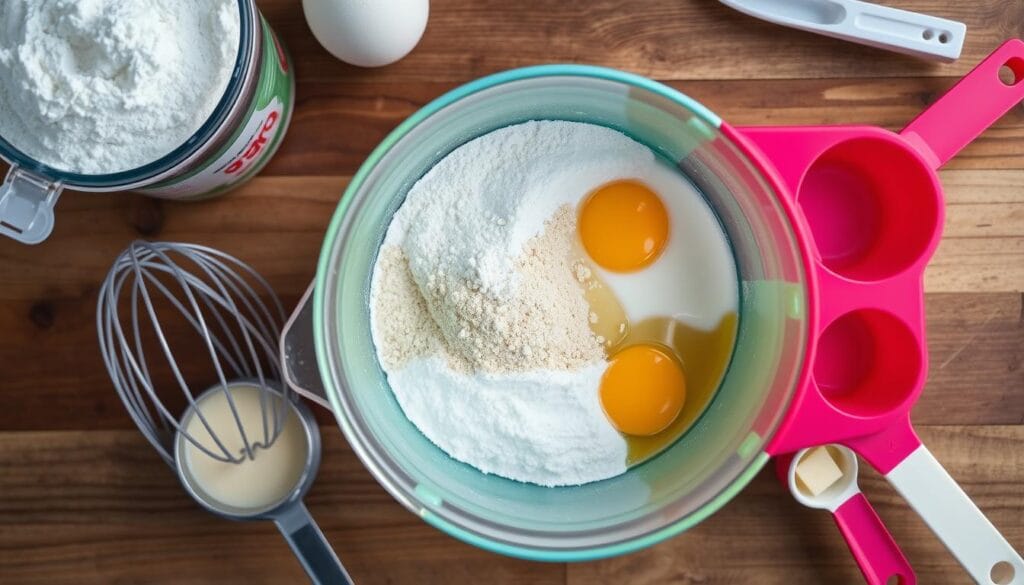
[182, 385, 308, 511]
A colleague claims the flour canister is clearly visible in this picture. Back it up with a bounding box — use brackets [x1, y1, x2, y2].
[0, 0, 295, 245]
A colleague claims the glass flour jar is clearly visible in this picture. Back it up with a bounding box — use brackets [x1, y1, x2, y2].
[0, 0, 295, 244]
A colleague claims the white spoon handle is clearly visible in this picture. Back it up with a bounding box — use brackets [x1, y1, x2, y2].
[719, 0, 965, 61]
[886, 445, 1023, 584]
[838, 0, 965, 61]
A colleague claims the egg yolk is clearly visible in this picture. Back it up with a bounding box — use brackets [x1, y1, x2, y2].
[599, 344, 686, 436]
[578, 180, 669, 272]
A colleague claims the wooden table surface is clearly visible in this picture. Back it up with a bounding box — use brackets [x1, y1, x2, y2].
[1, 1, 1022, 583]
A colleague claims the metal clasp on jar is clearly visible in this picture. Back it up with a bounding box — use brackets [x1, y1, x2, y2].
[0, 166, 63, 244]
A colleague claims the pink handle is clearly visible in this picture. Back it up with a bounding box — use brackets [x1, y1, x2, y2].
[901, 39, 1024, 168]
[834, 493, 916, 585]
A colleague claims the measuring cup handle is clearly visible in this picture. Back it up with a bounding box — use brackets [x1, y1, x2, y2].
[280, 283, 332, 410]
[274, 502, 353, 585]
[900, 38, 1024, 168]
[833, 492, 916, 585]
[886, 445, 1024, 584]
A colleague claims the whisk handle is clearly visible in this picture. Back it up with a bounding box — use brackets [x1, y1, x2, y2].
[275, 502, 353, 585]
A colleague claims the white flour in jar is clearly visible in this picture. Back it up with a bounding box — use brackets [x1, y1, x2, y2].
[0, 0, 240, 174]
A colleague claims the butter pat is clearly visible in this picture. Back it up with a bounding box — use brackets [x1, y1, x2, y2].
[795, 446, 844, 496]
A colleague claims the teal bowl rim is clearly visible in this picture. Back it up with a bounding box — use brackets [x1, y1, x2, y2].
[313, 64, 770, 562]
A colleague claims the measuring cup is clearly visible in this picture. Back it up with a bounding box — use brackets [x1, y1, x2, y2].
[777, 446, 914, 585]
[739, 39, 1024, 583]
[174, 383, 352, 585]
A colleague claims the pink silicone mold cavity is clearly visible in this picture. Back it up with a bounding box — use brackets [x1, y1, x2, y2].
[799, 137, 941, 281]
[815, 309, 922, 417]
[725, 122, 936, 464]
[725, 39, 1024, 469]
[724, 40, 1024, 582]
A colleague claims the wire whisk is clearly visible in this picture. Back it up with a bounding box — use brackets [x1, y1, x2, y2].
[97, 241, 351, 584]
[97, 241, 289, 466]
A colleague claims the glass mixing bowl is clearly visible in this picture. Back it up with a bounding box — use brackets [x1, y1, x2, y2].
[311, 65, 810, 561]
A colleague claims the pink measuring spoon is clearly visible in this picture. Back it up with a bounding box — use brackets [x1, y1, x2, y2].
[725, 39, 1024, 584]
[777, 446, 915, 585]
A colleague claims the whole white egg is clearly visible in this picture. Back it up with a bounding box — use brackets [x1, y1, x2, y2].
[302, 0, 429, 68]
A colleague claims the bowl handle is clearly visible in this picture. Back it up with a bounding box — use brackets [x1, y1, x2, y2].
[280, 282, 332, 410]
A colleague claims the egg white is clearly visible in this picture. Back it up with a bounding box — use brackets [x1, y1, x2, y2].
[587, 161, 739, 331]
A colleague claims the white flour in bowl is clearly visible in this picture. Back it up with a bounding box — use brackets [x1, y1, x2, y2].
[370, 121, 684, 486]
[0, 0, 240, 174]
[373, 204, 627, 486]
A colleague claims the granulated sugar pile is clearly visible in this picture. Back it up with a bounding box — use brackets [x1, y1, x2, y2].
[0, 0, 240, 174]
[371, 121, 672, 486]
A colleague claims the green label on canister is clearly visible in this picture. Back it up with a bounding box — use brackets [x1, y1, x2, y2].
[139, 16, 294, 200]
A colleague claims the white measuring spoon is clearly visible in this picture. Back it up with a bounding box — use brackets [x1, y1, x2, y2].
[781, 446, 915, 585]
[717, 0, 966, 61]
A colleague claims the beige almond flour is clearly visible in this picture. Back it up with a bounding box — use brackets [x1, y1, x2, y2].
[372, 204, 602, 373]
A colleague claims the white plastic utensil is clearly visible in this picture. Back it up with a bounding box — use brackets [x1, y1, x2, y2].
[886, 445, 1023, 585]
[718, 0, 966, 62]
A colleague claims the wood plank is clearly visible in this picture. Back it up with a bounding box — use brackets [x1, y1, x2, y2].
[0, 169, 1020, 302]
[0, 175, 1019, 431]
[0, 180, 338, 302]
[0, 283, 1018, 430]
[564, 425, 1024, 585]
[0, 426, 1018, 584]
[928, 170, 1024, 292]
[0, 1, 1019, 583]
[257, 0, 1024, 83]
[0, 430, 564, 585]
[924, 292, 1024, 426]
[265, 78, 1024, 178]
